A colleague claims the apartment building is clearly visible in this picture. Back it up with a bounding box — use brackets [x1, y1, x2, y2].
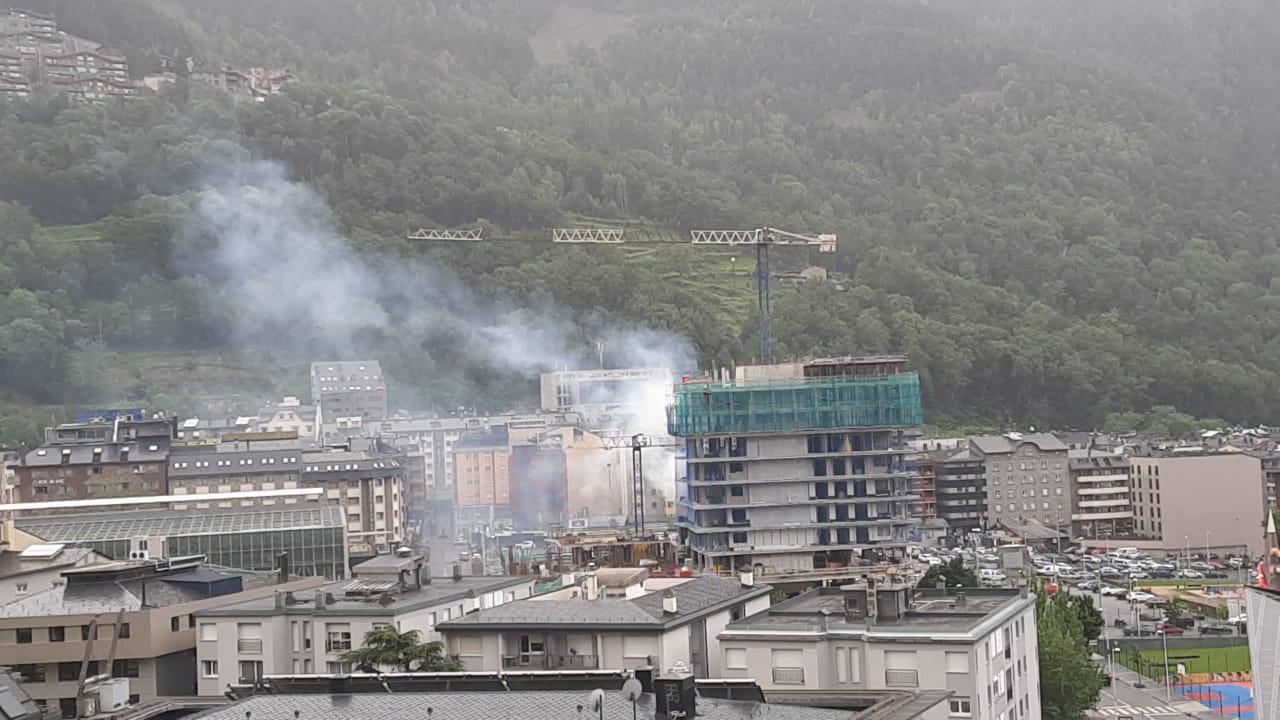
[0, 554, 322, 713]
[301, 446, 407, 555]
[14, 418, 173, 504]
[439, 573, 771, 677]
[194, 552, 533, 695]
[0, 9, 56, 35]
[669, 356, 923, 575]
[41, 50, 128, 83]
[453, 429, 512, 530]
[718, 583, 1040, 720]
[1067, 450, 1132, 539]
[907, 453, 937, 520]
[1129, 450, 1266, 556]
[0, 49, 22, 80]
[256, 397, 317, 438]
[167, 441, 304, 497]
[1247, 584, 1280, 720]
[970, 434, 1070, 531]
[539, 367, 672, 428]
[374, 416, 478, 537]
[310, 360, 388, 425]
[931, 449, 986, 535]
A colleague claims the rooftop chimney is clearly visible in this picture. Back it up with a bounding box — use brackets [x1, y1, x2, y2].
[662, 590, 678, 615]
[274, 591, 286, 609]
[739, 569, 754, 588]
[277, 552, 290, 584]
[654, 667, 696, 720]
[452, 563, 463, 581]
[955, 592, 968, 610]
[314, 589, 326, 609]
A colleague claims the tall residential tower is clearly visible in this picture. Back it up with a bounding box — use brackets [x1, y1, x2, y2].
[668, 356, 923, 575]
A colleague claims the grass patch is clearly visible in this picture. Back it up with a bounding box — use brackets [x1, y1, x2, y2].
[1119, 645, 1251, 677]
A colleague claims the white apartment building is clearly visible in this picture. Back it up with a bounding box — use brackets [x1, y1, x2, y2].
[438, 572, 771, 678]
[718, 583, 1040, 720]
[193, 553, 533, 696]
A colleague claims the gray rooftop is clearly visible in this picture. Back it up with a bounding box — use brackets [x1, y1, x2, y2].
[970, 433, 1068, 455]
[0, 562, 281, 617]
[196, 574, 531, 618]
[724, 587, 1031, 638]
[22, 439, 169, 467]
[439, 576, 771, 632]
[0, 546, 97, 580]
[188, 691, 869, 720]
[15, 505, 344, 543]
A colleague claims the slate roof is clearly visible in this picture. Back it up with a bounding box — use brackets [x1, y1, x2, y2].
[188, 691, 866, 720]
[22, 438, 169, 467]
[970, 433, 1068, 455]
[0, 669, 42, 720]
[0, 546, 96, 579]
[438, 576, 770, 632]
[196, 574, 531, 618]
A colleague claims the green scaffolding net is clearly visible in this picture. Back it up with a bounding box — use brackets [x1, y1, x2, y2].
[666, 373, 923, 436]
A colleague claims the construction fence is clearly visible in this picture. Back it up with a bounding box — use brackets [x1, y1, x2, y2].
[666, 373, 923, 436]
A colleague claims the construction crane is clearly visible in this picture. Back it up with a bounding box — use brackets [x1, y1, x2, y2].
[599, 432, 681, 535]
[406, 226, 837, 363]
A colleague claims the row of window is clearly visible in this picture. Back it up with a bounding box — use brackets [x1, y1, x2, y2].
[992, 488, 1063, 499]
[11, 660, 139, 683]
[8, 619, 189, 645]
[174, 456, 298, 469]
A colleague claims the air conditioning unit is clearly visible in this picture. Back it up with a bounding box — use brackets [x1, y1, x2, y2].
[92, 678, 130, 711]
[129, 550, 150, 560]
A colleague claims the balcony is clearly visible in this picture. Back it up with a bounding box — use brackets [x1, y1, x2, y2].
[771, 667, 805, 685]
[884, 669, 918, 688]
[503, 654, 599, 670]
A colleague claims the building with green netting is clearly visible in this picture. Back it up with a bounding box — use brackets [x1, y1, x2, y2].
[668, 356, 924, 576]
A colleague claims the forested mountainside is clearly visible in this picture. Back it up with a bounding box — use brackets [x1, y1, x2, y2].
[2, 0, 1280, 444]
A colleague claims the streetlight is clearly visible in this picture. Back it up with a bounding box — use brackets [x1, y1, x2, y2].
[1110, 646, 1122, 707]
[1183, 535, 1190, 569]
[1205, 531, 1211, 563]
[1160, 627, 1172, 702]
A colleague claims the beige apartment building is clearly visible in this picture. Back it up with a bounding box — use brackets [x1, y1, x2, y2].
[719, 583, 1040, 720]
[971, 434, 1070, 532]
[0, 554, 321, 715]
[1067, 450, 1132, 539]
[0, 531, 104, 606]
[1129, 450, 1267, 557]
[194, 553, 533, 696]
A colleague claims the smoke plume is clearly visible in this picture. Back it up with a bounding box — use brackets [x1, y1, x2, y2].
[174, 159, 695, 405]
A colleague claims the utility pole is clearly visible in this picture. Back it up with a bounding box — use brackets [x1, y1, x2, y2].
[406, 226, 836, 363]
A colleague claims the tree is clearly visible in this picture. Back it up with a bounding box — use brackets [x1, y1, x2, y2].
[338, 626, 461, 672]
[1064, 593, 1104, 641]
[919, 559, 978, 588]
[1165, 600, 1187, 620]
[1036, 588, 1106, 720]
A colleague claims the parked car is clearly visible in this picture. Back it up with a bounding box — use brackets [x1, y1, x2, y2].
[1157, 623, 1185, 635]
[1166, 616, 1195, 629]
[1123, 625, 1158, 637]
[1200, 624, 1235, 635]
[1127, 591, 1157, 603]
[1100, 585, 1127, 596]
[1176, 568, 1204, 579]
[1139, 611, 1165, 622]
[1227, 614, 1249, 626]
[1077, 580, 1101, 592]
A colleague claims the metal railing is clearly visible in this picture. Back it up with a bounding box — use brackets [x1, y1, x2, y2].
[771, 667, 805, 684]
[884, 669, 918, 687]
[237, 639, 263, 654]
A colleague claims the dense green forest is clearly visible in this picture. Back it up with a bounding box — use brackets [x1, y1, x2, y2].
[2, 0, 1280, 445]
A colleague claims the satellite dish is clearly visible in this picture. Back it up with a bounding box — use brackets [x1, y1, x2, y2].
[589, 688, 606, 712]
[622, 679, 643, 703]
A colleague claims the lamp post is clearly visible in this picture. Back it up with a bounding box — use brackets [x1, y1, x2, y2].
[1183, 535, 1190, 570]
[1161, 627, 1172, 702]
[1110, 646, 1122, 707]
[1205, 531, 1211, 563]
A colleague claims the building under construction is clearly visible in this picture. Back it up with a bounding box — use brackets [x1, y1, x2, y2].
[669, 356, 923, 576]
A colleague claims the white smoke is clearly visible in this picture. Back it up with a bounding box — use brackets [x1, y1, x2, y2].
[175, 159, 695, 386]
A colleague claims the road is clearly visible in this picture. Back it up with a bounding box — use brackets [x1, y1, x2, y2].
[1090, 661, 1228, 719]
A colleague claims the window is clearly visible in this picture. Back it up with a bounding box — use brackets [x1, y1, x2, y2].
[326, 625, 352, 652]
[118, 623, 130, 639]
[238, 660, 263, 684]
[13, 664, 44, 682]
[199, 624, 217, 642]
[326, 661, 353, 674]
[112, 660, 140, 678]
[945, 652, 968, 674]
[201, 660, 218, 678]
[58, 662, 95, 682]
[171, 616, 181, 632]
[16, 627, 32, 644]
[60, 698, 77, 720]
[770, 648, 805, 685]
[949, 698, 972, 717]
[15, 582, 26, 593]
[49, 626, 65, 642]
[724, 648, 747, 670]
